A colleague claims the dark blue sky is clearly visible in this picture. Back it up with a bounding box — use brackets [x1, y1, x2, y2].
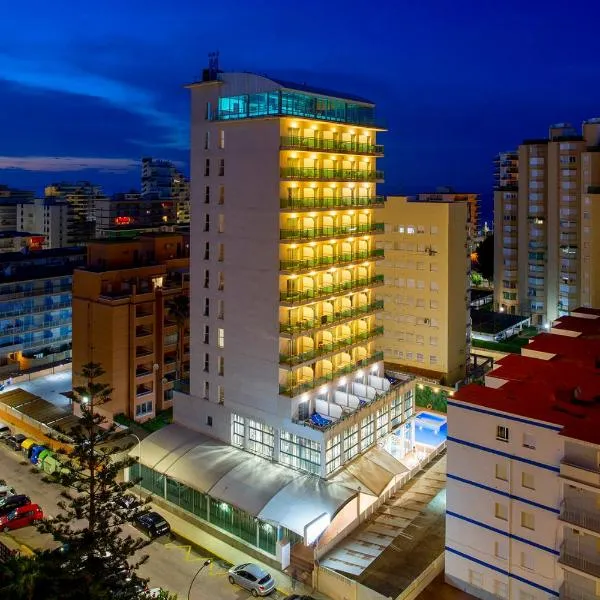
[1, 0, 599, 224]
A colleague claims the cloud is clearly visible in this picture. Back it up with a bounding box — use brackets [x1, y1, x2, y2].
[0, 156, 140, 173]
[0, 53, 188, 149]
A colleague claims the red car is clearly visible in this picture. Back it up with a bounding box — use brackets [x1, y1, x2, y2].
[0, 503, 43, 531]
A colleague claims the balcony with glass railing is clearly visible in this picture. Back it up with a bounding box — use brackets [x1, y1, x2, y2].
[280, 195, 384, 211]
[279, 350, 384, 397]
[280, 136, 383, 156]
[280, 300, 384, 335]
[279, 327, 384, 366]
[280, 222, 384, 241]
[281, 167, 384, 182]
[280, 274, 384, 305]
[280, 249, 384, 272]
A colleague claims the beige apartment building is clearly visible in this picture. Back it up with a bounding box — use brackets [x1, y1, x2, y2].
[494, 119, 600, 324]
[72, 233, 190, 422]
[377, 196, 470, 385]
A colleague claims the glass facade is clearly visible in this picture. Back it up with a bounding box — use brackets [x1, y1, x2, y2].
[132, 464, 302, 555]
[325, 434, 342, 475]
[279, 432, 321, 475]
[216, 90, 377, 126]
[342, 424, 359, 462]
[247, 418, 275, 459]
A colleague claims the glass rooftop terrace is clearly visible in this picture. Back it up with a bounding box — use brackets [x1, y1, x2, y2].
[214, 90, 381, 127]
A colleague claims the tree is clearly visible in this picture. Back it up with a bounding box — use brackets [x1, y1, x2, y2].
[470, 272, 483, 287]
[35, 361, 151, 599]
[165, 294, 190, 382]
[473, 234, 494, 282]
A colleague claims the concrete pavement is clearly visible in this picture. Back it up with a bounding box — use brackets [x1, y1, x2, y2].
[1, 369, 72, 408]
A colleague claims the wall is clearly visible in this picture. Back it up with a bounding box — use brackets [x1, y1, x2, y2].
[314, 566, 388, 600]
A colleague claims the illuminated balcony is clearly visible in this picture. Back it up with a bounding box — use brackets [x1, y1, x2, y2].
[280, 136, 383, 156]
[280, 167, 384, 182]
[280, 274, 384, 306]
[280, 249, 384, 272]
[280, 300, 383, 336]
[279, 326, 384, 366]
[279, 350, 384, 397]
[280, 222, 384, 241]
[280, 195, 384, 211]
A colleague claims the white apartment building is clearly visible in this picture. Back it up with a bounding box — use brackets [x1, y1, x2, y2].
[446, 307, 600, 600]
[17, 198, 71, 248]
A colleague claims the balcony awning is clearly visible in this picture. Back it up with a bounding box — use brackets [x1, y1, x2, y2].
[131, 424, 356, 536]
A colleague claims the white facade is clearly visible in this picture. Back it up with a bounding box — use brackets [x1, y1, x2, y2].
[446, 390, 600, 600]
[17, 198, 70, 249]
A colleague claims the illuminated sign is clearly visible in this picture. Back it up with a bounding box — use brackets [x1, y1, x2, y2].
[114, 216, 133, 225]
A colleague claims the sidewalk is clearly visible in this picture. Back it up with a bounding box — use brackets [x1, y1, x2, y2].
[142, 491, 329, 599]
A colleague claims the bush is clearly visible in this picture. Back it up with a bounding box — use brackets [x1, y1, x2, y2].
[415, 385, 448, 413]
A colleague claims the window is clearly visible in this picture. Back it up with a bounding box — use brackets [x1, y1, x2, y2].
[219, 130, 225, 149]
[205, 102, 212, 120]
[203, 325, 209, 344]
[203, 380, 209, 399]
[135, 401, 153, 416]
[522, 472, 535, 490]
[280, 432, 321, 475]
[360, 415, 375, 450]
[495, 463, 508, 481]
[218, 158, 225, 176]
[204, 242, 210, 260]
[522, 433, 536, 449]
[417, 225, 425, 234]
[218, 356, 224, 376]
[431, 225, 438, 234]
[520, 552, 534, 571]
[204, 297, 210, 317]
[232, 414, 245, 447]
[247, 418, 275, 459]
[521, 511, 535, 530]
[430, 281, 439, 291]
[430, 299, 439, 309]
[217, 299, 224, 319]
[219, 186, 225, 205]
[204, 158, 210, 176]
[494, 541, 507, 560]
[218, 272, 224, 291]
[494, 580, 508, 599]
[204, 131, 210, 149]
[407, 226, 415, 235]
[496, 425, 509, 442]
[416, 334, 424, 345]
[218, 214, 225, 233]
[204, 214, 210, 232]
[430, 355, 438, 365]
[326, 435, 342, 474]
[343, 424, 359, 461]
[217, 328, 224, 348]
[206, 415, 213, 426]
[495, 502, 508, 521]
[204, 269, 210, 288]
[429, 336, 438, 346]
[469, 570, 483, 588]
[218, 243, 224, 262]
[217, 385, 224, 404]
[203, 353, 209, 372]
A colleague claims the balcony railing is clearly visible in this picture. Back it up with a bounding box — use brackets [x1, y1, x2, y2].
[560, 582, 599, 600]
[280, 222, 384, 241]
[279, 326, 384, 366]
[280, 274, 384, 305]
[280, 300, 384, 335]
[559, 545, 600, 578]
[280, 195, 385, 211]
[279, 350, 384, 397]
[0, 284, 72, 301]
[0, 300, 72, 319]
[280, 249, 384, 272]
[281, 167, 384, 182]
[280, 136, 383, 155]
[560, 503, 600, 534]
[173, 379, 190, 394]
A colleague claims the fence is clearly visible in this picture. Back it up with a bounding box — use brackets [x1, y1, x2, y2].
[314, 565, 389, 600]
[394, 552, 444, 600]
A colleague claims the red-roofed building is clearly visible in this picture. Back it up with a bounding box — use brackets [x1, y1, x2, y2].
[445, 319, 600, 600]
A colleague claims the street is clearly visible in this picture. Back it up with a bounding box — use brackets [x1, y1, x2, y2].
[0, 440, 293, 600]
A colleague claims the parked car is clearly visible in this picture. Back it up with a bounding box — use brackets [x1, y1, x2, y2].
[5, 434, 26, 451]
[134, 511, 170, 538]
[0, 503, 43, 532]
[0, 495, 31, 517]
[0, 423, 11, 439]
[228, 563, 276, 597]
[0, 480, 16, 499]
[115, 493, 137, 510]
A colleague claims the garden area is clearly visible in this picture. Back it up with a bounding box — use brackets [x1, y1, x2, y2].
[415, 384, 449, 413]
[114, 408, 173, 433]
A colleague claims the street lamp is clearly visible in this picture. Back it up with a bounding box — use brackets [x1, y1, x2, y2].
[187, 559, 211, 600]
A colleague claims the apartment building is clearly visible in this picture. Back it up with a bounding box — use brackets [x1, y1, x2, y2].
[0, 247, 85, 376]
[417, 188, 480, 247]
[72, 233, 190, 422]
[446, 307, 600, 600]
[0, 185, 35, 231]
[0, 231, 45, 254]
[141, 158, 190, 225]
[17, 198, 71, 248]
[377, 196, 470, 385]
[493, 120, 600, 325]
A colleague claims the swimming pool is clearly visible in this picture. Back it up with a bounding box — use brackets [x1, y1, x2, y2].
[413, 411, 447, 447]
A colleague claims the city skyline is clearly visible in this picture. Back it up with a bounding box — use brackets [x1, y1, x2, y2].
[1, 0, 600, 225]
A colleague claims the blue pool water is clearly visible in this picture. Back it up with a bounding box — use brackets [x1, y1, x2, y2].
[413, 411, 448, 447]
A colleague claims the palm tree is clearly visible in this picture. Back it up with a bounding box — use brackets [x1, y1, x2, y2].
[165, 294, 190, 383]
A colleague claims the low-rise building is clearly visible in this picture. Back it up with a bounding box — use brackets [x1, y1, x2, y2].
[72, 233, 190, 422]
[0, 231, 45, 254]
[377, 196, 470, 385]
[17, 198, 71, 249]
[0, 247, 85, 376]
[445, 307, 600, 600]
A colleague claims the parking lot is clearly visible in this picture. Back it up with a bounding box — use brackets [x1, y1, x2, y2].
[0, 437, 301, 599]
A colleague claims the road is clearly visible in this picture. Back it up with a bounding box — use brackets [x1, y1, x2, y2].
[0, 441, 292, 600]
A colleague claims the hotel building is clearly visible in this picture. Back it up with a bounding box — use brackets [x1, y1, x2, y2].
[493, 120, 600, 324]
[377, 196, 470, 385]
[446, 307, 600, 600]
[71, 233, 189, 422]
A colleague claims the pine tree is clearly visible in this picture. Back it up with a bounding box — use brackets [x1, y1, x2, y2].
[36, 361, 151, 599]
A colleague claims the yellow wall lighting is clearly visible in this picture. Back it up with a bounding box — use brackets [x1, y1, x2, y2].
[290, 152, 298, 159]
[309, 242, 317, 247]
[291, 121, 298, 128]
[329, 268, 336, 273]
[311, 183, 318, 189]
[347, 238, 354, 242]
[309, 213, 317, 218]
[348, 211, 354, 216]
[362, 262, 370, 266]
[290, 244, 297, 249]
[329, 240, 336, 244]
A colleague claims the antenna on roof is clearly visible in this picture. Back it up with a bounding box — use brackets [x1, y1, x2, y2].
[202, 51, 220, 82]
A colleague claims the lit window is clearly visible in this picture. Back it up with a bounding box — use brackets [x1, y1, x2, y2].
[218, 214, 225, 233]
[218, 328, 224, 348]
[217, 385, 224, 404]
[497, 425, 509, 442]
[407, 226, 415, 235]
[219, 130, 225, 149]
